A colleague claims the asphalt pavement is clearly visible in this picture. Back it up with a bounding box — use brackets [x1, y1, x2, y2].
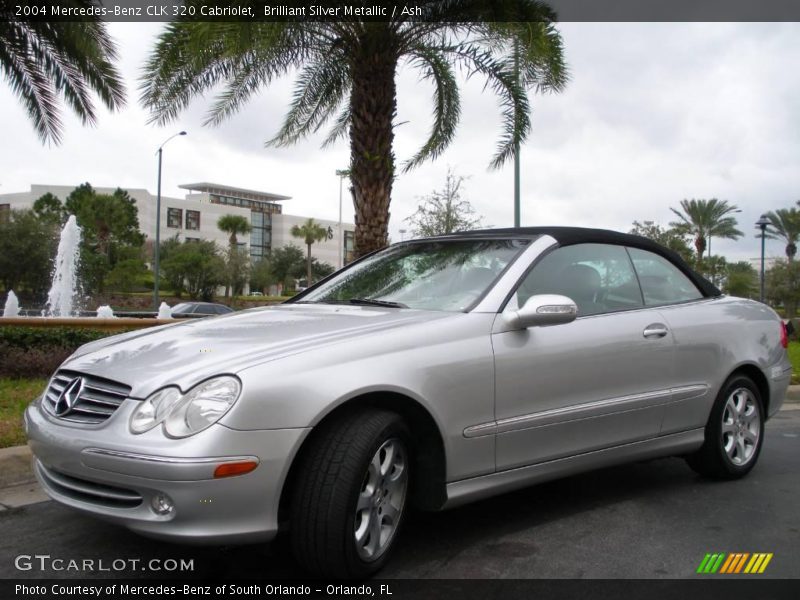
[1, 407, 798, 580]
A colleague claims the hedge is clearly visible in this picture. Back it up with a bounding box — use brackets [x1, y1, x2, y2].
[0, 326, 130, 378]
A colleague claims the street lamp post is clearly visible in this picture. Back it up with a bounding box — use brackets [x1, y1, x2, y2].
[154, 131, 187, 310]
[336, 169, 349, 269]
[755, 214, 769, 304]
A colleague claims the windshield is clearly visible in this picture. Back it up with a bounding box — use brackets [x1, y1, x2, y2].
[297, 238, 530, 311]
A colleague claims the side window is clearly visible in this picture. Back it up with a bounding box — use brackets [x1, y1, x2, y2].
[515, 244, 643, 316]
[628, 247, 703, 306]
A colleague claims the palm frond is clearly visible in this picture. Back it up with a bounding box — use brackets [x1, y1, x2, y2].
[267, 49, 350, 147]
[321, 104, 352, 149]
[403, 45, 461, 172]
[0, 12, 125, 144]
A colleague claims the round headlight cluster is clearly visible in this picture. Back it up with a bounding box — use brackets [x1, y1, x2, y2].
[130, 376, 241, 438]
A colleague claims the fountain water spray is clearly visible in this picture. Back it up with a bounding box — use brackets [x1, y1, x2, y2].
[2, 291, 20, 317]
[157, 302, 173, 319]
[44, 215, 82, 317]
[96, 305, 115, 319]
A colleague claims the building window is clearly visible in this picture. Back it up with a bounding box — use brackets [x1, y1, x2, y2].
[344, 230, 355, 265]
[0, 204, 9, 224]
[185, 237, 200, 243]
[186, 210, 200, 230]
[167, 208, 182, 229]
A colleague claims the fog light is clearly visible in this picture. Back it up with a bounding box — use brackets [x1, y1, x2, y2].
[151, 493, 174, 515]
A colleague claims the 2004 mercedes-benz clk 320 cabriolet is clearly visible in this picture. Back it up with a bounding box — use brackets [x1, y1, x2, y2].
[26, 227, 790, 577]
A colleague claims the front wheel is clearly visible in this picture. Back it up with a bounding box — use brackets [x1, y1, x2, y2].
[289, 409, 410, 578]
[686, 375, 764, 479]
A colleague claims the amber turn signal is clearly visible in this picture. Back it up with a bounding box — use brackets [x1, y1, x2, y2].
[213, 460, 258, 478]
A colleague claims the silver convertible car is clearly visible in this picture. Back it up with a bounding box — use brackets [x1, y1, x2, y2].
[26, 227, 790, 577]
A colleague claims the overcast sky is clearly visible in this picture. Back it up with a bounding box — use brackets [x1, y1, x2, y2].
[1, 21, 797, 262]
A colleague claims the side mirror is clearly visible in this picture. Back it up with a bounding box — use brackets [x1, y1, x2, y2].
[504, 294, 578, 330]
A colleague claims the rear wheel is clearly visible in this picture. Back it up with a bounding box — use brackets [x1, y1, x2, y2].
[289, 409, 410, 578]
[686, 375, 764, 479]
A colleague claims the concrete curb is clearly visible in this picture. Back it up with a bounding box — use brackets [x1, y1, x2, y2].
[1, 389, 798, 507]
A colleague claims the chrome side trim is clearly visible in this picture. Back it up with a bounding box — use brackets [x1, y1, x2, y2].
[82, 448, 259, 465]
[464, 384, 708, 438]
[445, 428, 704, 508]
[81, 448, 260, 481]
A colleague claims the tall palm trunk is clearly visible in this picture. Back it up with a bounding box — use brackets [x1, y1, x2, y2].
[350, 33, 397, 257]
[306, 243, 312, 286]
[694, 235, 706, 266]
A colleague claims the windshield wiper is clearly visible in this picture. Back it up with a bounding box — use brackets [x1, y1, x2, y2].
[348, 298, 408, 309]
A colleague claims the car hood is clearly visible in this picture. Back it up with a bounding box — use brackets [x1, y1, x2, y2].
[61, 304, 453, 397]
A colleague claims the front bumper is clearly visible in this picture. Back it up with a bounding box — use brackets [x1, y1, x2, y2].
[25, 398, 309, 544]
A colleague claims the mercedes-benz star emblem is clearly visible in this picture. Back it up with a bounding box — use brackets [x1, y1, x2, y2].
[54, 377, 83, 417]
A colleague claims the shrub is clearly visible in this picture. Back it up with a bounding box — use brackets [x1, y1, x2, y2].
[0, 326, 127, 378]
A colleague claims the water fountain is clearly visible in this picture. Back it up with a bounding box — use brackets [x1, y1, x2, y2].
[44, 215, 82, 317]
[157, 302, 173, 319]
[0, 215, 174, 332]
[96, 305, 115, 319]
[2, 290, 20, 318]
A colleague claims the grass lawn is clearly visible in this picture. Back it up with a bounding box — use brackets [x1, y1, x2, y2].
[787, 342, 800, 385]
[0, 378, 46, 448]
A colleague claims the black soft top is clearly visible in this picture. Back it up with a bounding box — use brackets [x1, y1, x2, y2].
[429, 226, 722, 298]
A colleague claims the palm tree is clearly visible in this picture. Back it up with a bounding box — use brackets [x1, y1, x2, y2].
[217, 214, 252, 297]
[217, 214, 252, 248]
[765, 207, 800, 261]
[291, 218, 328, 287]
[669, 198, 744, 265]
[0, 5, 126, 144]
[140, 2, 568, 257]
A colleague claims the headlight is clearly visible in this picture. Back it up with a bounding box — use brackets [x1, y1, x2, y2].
[130, 387, 182, 434]
[129, 377, 241, 438]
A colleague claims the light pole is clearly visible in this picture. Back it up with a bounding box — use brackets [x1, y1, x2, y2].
[336, 169, 349, 269]
[154, 131, 187, 310]
[756, 214, 769, 304]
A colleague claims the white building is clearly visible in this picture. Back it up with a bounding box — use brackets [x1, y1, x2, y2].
[0, 182, 355, 269]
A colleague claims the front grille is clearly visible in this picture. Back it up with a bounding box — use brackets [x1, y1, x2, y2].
[43, 370, 131, 424]
[36, 461, 142, 509]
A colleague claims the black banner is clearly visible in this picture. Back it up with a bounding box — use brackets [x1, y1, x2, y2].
[4, 0, 800, 23]
[3, 579, 800, 600]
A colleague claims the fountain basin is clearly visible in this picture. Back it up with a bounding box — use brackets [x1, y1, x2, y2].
[0, 317, 176, 333]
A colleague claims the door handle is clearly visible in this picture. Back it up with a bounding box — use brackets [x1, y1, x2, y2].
[643, 323, 669, 339]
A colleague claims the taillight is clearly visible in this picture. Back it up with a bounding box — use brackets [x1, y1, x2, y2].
[781, 321, 789, 349]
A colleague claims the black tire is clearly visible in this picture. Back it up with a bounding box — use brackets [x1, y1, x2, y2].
[289, 409, 411, 578]
[686, 375, 765, 480]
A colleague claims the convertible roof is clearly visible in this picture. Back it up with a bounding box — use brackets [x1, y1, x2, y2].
[431, 226, 722, 298]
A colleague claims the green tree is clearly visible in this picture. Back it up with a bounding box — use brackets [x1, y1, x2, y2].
[32, 193, 66, 224]
[723, 261, 758, 299]
[767, 259, 800, 318]
[161, 240, 225, 301]
[406, 168, 483, 237]
[0, 209, 57, 298]
[669, 198, 743, 266]
[140, 3, 568, 256]
[57, 184, 145, 293]
[216, 214, 252, 248]
[764, 208, 800, 261]
[269, 244, 306, 287]
[629, 220, 694, 264]
[291, 218, 329, 286]
[249, 258, 275, 295]
[217, 214, 252, 297]
[312, 259, 335, 282]
[0, 4, 126, 144]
